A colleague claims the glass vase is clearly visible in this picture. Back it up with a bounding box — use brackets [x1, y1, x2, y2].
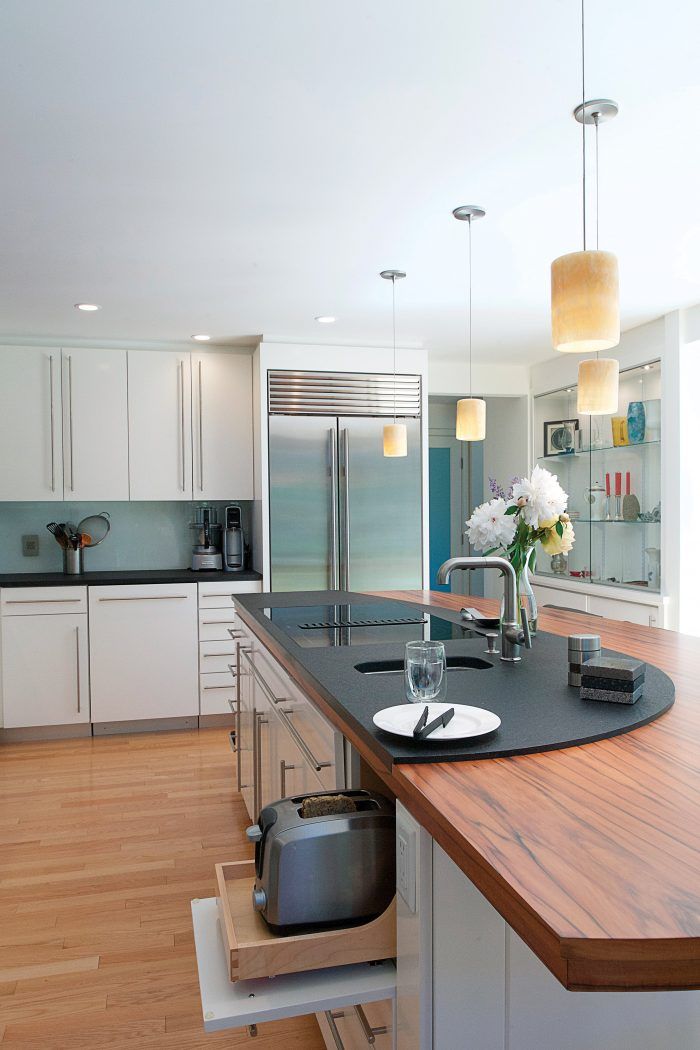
[501, 548, 538, 636]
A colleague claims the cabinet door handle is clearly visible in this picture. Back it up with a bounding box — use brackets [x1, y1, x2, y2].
[199, 620, 236, 626]
[227, 628, 244, 638]
[325, 1011, 346, 1050]
[198, 359, 204, 491]
[254, 712, 268, 818]
[75, 625, 81, 714]
[202, 652, 236, 658]
[179, 359, 186, 491]
[354, 1004, 388, 1043]
[276, 706, 332, 773]
[48, 354, 56, 492]
[97, 595, 189, 602]
[236, 644, 253, 793]
[203, 683, 236, 690]
[66, 354, 75, 492]
[5, 598, 82, 604]
[280, 759, 296, 797]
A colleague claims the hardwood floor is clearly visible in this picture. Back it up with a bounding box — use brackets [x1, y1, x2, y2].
[0, 728, 326, 1048]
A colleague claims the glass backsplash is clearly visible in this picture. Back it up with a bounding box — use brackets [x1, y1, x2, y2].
[0, 501, 252, 574]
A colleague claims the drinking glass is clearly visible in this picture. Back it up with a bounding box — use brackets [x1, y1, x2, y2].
[404, 641, 446, 703]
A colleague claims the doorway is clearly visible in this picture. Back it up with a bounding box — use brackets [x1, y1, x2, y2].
[428, 397, 484, 596]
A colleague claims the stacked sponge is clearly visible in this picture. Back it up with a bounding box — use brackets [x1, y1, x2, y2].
[581, 656, 646, 705]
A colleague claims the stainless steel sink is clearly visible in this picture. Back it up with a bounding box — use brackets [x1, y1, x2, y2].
[354, 656, 493, 675]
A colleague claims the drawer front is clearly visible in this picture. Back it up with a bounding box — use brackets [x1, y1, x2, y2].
[1, 586, 88, 616]
[198, 581, 261, 608]
[532, 583, 588, 613]
[587, 595, 658, 626]
[199, 616, 239, 642]
[199, 670, 236, 717]
[199, 639, 239, 675]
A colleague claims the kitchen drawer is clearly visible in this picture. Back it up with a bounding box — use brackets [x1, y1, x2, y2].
[1, 586, 87, 616]
[531, 583, 588, 613]
[587, 594, 658, 627]
[199, 581, 261, 608]
[214, 860, 396, 983]
[192, 896, 395, 1035]
[317, 998, 394, 1049]
[199, 639, 239, 674]
[199, 670, 236, 717]
[198, 608, 242, 641]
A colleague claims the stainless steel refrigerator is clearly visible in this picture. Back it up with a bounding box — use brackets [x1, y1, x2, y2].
[268, 370, 423, 592]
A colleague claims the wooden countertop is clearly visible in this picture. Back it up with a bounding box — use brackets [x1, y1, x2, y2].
[237, 590, 700, 992]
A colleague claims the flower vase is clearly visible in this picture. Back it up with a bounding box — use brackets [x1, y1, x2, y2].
[501, 548, 538, 636]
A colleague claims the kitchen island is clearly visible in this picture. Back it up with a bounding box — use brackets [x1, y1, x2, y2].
[233, 587, 700, 1004]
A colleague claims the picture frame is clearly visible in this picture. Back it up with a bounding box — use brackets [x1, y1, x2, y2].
[543, 418, 579, 456]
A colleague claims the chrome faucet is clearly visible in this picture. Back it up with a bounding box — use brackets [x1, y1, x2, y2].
[436, 556, 532, 663]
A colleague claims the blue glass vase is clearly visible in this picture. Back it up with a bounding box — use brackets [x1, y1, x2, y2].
[627, 401, 646, 444]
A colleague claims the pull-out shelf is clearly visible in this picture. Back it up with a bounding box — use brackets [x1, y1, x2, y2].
[192, 897, 396, 1033]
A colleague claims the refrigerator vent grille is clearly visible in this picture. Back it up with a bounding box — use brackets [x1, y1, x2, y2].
[268, 370, 421, 417]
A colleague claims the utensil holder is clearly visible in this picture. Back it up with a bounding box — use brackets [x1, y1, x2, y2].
[63, 548, 83, 575]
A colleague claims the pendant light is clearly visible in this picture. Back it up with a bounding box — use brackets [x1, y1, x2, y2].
[551, 0, 620, 359]
[381, 269, 408, 457]
[453, 205, 486, 442]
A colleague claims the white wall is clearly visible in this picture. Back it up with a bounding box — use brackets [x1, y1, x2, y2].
[430, 357, 530, 397]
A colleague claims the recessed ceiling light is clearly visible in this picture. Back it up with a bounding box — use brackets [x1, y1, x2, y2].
[643, 364, 652, 371]
[191, 334, 211, 342]
[566, 387, 574, 393]
[75, 303, 101, 311]
[315, 316, 336, 324]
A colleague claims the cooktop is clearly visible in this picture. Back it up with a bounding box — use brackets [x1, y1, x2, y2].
[262, 600, 471, 648]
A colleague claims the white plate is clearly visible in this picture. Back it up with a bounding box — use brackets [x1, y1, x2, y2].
[372, 702, 501, 742]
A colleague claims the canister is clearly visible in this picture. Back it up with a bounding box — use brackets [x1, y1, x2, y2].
[568, 633, 601, 687]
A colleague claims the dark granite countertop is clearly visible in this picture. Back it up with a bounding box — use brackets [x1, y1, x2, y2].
[0, 568, 262, 588]
[234, 589, 674, 769]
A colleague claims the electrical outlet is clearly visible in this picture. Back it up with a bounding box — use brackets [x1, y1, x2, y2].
[22, 534, 39, 557]
[397, 825, 417, 911]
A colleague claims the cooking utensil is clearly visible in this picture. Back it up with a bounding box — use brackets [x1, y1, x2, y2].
[46, 522, 70, 549]
[373, 702, 501, 742]
[76, 512, 110, 548]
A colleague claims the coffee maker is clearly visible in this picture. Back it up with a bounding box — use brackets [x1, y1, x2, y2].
[190, 505, 223, 571]
[223, 505, 244, 572]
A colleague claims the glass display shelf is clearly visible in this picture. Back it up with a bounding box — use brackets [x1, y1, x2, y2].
[533, 360, 662, 595]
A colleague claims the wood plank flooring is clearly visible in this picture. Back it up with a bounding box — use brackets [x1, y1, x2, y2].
[0, 728, 326, 1048]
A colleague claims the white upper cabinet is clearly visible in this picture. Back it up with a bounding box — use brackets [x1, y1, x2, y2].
[128, 350, 193, 500]
[0, 347, 63, 500]
[192, 352, 253, 500]
[61, 348, 129, 500]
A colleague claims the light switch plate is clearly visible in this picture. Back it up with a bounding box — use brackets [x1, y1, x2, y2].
[22, 534, 39, 557]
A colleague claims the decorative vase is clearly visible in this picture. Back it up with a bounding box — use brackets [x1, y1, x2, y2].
[501, 547, 538, 636]
[627, 401, 646, 444]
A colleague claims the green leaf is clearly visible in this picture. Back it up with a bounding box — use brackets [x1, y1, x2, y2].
[505, 505, 518, 515]
[555, 521, 564, 538]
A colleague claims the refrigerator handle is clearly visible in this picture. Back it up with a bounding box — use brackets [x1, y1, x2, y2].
[341, 427, 350, 590]
[328, 427, 339, 590]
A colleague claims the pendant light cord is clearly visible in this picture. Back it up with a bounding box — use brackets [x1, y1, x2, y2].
[468, 215, 473, 397]
[581, 0, 587, 251]
[392, 275, 397, 424]
[594, 112, 600, 250]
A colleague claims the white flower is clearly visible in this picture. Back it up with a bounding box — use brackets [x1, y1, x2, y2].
[511, 465, 568, 528]
[466, 497, 517, 552]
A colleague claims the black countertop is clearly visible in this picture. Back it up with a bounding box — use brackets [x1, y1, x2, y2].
[0, 568, 262, 588]
[235, 589, 674, 769]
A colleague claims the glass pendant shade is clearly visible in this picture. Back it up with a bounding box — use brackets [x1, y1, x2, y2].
[456, 398, 486, 441]
[383, 422, 408, 457]
[551, 250, 620, 353]
[577, 357, 619, 415]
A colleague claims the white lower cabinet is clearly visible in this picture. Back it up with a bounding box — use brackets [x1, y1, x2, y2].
[532, 579, 665, 628]
[89, 584, 198, 723]
[1, 609, 89, 728]
[198, 583, 262, 716]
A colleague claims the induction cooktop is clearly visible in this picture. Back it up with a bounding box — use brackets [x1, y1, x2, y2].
[262, 600, 471, 648]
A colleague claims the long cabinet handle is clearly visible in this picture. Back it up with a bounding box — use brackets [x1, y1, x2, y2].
[179, 359, 186, 492]
[48, 355, 56, 492]
[75, 625, 81, 714]
[96, 595, 189, 602]
[5, 598, 82, 604]
[324, 1012, 346, 1050]
[341, 427, 350, 590]
[67, 354, 74, 492]
[329, 427, 339, 589]
[254, 711, 268, 819]
[236, 644, 253, 793]
[201, 652, 236, 658]
[354, 1004, 388, 1043]
[198, 359, 204, 491]
[203, 683, 236, 690]
[240, 649, 331, 772]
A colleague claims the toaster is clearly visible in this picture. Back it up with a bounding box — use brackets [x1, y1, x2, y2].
[245, 790, 395, 934]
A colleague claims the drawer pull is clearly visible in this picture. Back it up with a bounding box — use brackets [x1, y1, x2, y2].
[202, 652, 236, 658]
[202, 683, 235, 690]
[325, 1011, 346, 1050]
[200, 619, 236, 625]
[354, 1004, 388, 1043]
[97, 595, 189, 601]
[280, 759, 296, 797]
[227, 628, 245, 638]
[5, 598, 82, 604]
[75, 625, 81, 714]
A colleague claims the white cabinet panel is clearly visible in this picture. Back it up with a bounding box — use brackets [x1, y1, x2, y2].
[587, 594, 658, 626]
[192, 352, 253, 500]
[61, 348, 129, 500]
[0, 347, 62, 500]
[199, 639, 239, 674]
[1, 587, 87, 616]
[199, 670, 236, 717]
[128, 350, 192, 500]
[532, 583, 589, 613]
[1, 613, 88, 728]
[89, 584, 198, 723]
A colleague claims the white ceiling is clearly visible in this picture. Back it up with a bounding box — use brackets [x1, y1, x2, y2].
[1, 0, 699, 364]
